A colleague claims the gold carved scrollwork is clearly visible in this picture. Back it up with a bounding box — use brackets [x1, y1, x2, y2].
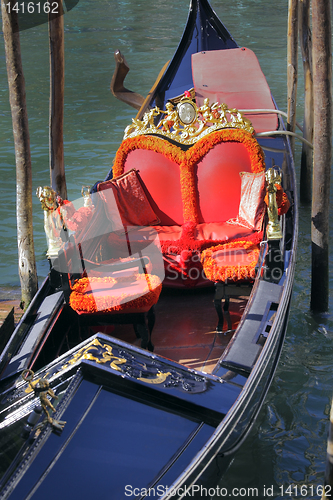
[123, 96, 254, 145]
[61, 338, 172, 385]
[137, 371, 172, 384]
[62, 338, 127, 371]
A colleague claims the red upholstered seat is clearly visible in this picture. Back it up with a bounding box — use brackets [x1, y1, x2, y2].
[192, 48, 278, 133]
[111, 131, 266, 288]
[69, 269, 162, 315]
[57, 233, 162, 350]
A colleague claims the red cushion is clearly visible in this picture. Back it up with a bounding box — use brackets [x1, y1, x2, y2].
[97, 169, 160, 227]
[192, 48, 278, 133]
[69, 272, 162, 314]
[123, 149, 183, 225]
[196, 221, 255, 241]
[201, 241, 260, 283]
[113, 131, 265, 228]
[153, 225, 182, 241]
[196, 142, 253, 223]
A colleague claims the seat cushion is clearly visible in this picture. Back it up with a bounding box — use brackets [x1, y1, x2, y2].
[196, 221, 255, 241]
[153, 225, 182, 241]
[69, 272, 162, 314]
[201, 241, 260, 283]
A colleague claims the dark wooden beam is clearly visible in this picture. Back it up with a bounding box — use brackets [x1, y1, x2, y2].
[49, 1, 67, 200]
[299, 0, 313, 203]
[287, 0, 299, 156]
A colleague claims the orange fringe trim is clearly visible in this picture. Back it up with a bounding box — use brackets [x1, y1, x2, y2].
[70, 276, 117, 294]
[69, 273, 162, 313]
[201, 240, 260, 283]
[112, 129, 266, 224]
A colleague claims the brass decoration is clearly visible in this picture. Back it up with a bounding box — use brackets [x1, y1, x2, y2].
[81, 185, 93, 208]
[62, 338, 174, 385]
[36, 186, 64, 259]
[36, 186, 57, 212]
[265, 168, 283, 240]
[62, 338, 127, 372]
[21, 369, 66, 433]
[123, 96, 254, 145]
[137, 371, 172, 384]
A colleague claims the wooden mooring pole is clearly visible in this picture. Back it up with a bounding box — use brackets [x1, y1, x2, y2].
[310, 0, 332, 313]
[287, 0, 299, 157]
[299, 0, 313, 203]
[49, 1, 67, 200]
[1, 1, 38, 309]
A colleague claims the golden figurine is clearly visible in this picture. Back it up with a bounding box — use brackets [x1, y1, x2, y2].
[198, 98, 221, 125]
[158, 102, 181, 133]
[124, 106, 160, 136]
[22, 369, 66, 433]
[36, 186, 64, 259]
[265, 168, 283, 240]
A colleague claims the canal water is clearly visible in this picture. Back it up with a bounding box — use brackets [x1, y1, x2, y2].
[0, 0, 332, 498]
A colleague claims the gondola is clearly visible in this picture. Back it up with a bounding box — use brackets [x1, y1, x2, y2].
[0, 0, 297, 498]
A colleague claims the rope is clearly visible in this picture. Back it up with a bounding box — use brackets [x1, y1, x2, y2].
[239, 108, 303, 132]
[255, 130, 313, 148]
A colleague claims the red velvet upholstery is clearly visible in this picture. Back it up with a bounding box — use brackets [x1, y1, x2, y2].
[196, 142, 253, 223]
[111, 131, 266, 287]
[123, 149, 183, 225]
[196, 222, 254, 241]
[192, 48, 278, 133]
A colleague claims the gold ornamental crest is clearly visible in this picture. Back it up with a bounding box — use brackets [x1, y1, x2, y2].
[123, 94, 254, 145]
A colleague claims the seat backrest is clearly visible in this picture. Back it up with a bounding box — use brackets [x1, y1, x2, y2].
[121, 148, 184, 225]
[192, 48, 278, 133]
[195, 140, 253, 223]
[112, 130, 265, 227]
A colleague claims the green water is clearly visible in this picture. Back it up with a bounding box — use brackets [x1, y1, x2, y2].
[0, 0, 333, 498]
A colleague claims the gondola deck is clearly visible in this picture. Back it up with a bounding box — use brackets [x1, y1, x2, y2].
[109, 289, 246, 374]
